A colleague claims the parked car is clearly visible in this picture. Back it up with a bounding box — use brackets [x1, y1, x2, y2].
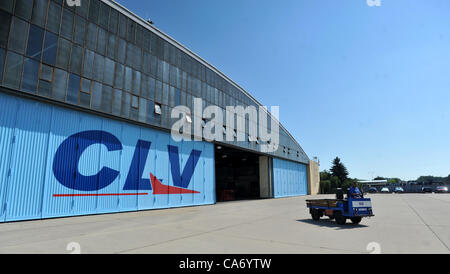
[394, 187, 405, 193]
[435, 186, 448, 193]
[421, 187, 433, 193]
[380, 187, 390, 193]
[368, 187, 378, 193]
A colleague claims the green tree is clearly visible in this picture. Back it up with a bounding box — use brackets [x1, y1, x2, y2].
[330, 176, 341, 192]
[330, 157, 349, 184]
[320, 170, 331, 181]
[319, 180, 331, 194]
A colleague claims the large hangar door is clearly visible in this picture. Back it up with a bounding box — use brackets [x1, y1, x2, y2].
[215, 145, 270, 201]
[273, 158, 308, 198]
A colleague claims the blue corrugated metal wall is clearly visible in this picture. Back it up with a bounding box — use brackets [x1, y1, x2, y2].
[0, 92, 215, 222]
[273, 158, 308, 198]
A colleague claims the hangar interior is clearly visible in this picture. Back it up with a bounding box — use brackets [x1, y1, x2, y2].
[215, 145, 272, 202]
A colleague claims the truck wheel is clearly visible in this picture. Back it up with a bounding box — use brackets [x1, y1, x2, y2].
[351, 217, 362, 224]
[311, 209, 320, 221]
[334, 211, 346, 225]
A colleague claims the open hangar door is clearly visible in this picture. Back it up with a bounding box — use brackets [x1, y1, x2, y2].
[214, 144, 272, 202]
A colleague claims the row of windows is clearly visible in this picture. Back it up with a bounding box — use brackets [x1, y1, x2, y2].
[1, 15, 258, 115]
[0, 0, 307, 161]
[0, 49, 282, 137]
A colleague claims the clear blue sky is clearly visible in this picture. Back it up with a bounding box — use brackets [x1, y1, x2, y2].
[116, 0, 450, 181]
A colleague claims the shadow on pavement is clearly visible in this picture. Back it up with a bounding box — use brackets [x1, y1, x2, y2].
[296, 219, 369, 230]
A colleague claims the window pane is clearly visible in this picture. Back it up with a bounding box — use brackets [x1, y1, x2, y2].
[103, 58, 115, 86]
[3, 51, 24, 89]
[140, 75, 148, 99]
[142, 52, 150, 75]
[98, 2, 109, 29]
[169, 86, 175, 107]
[91, 81, 102, 110]
[67, 73, 80, 104]
[162, 83, 169, 105]
[21, 58, 40, 93]
[126, 18, 135, 43]
[56, 38, 71, 70]
[76, 0, 89, 18]
[26, 25, 44, 60]
[31, 0, 49, 28]
[53, 68, 68, 100]
[113, 62, 124, 89]
[155, 79, 162, 103]
[124, 66, 132, 92]
[175, 88, 181, 106]
[125, 43, 134, 67]
[109, 9, 118, 34]
[73, 15, 86, 45]
[96, 27, 107, 56]
[106, 33, 116, 60]
[83, 49, 94, 78]
[0, 11, 11, 48]
[130, 105, 138, 120]
[117, 38, 126, 64]
[42, 31, 58, 65]
[162, 61, 169, 83]
[81, 78, 91, 92]
[112, 89, 122, 115]
[139, 97, 147, 122]
[101, 84, 112, 113]
[156, 58, 163, 80]
[136, 25, 143, 48]
[88, 0, 99, 23]
[15, 0, 33, 21]
[116, 13, 125, 37]
[93, 53, 104, 82]
[38, 80, 52, 97]
[131, 70, 141, 95]
[150, 55, 157, 77]
[86, 22, 98, 51]
[60, 8, 74, 40]
[121, 91, 130, 117]
[79, 91, 90, 107]
[0, 48, 5, 84]
[40, 64, 53, 81]
[143, 29, 150, 51]
[46, 1, 61, 34]
[148, 76, 155, 100]
[70, 44, 83, 75]
[9, 17, 29, 54]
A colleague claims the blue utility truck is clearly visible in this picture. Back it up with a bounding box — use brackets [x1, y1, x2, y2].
[306, 189, 374, 225]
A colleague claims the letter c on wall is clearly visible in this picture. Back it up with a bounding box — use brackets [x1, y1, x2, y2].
[53, 130, 122, 191]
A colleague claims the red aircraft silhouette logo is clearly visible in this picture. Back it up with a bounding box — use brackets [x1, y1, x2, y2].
[150, 173, 200, 195]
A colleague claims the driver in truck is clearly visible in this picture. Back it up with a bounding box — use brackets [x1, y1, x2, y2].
[348, 181, 362, 198]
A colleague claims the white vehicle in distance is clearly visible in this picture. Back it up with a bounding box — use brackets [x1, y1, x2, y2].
[380, 187, 390, 193]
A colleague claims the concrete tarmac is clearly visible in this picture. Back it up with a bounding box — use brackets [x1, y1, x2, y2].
[0, 194, 449, 254]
